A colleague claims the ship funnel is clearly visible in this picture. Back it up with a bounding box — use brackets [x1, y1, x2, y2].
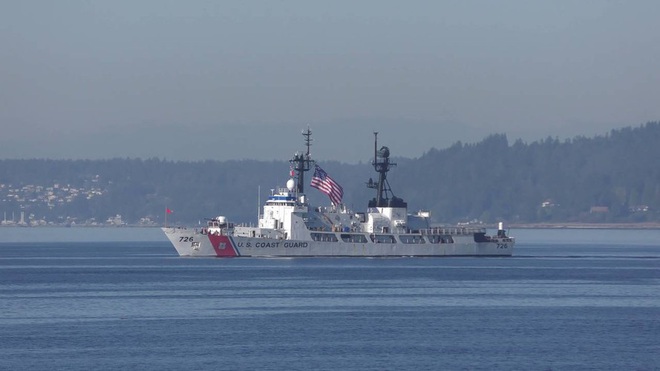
[497, 222, 506, 237]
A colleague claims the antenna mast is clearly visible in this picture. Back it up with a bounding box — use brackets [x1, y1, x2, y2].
[289, 127, 315, 195]
[367, 132, 406, 208]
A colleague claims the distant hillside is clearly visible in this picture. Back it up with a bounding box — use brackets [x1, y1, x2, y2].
[1, 122, 658, 226]
[394, 122, 660, 224]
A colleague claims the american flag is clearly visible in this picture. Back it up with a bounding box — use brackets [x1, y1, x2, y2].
[310, 165, 343, 205]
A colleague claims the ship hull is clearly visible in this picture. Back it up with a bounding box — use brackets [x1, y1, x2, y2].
[163, 227, 514, 257]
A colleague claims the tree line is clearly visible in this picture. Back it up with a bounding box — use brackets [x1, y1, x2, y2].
[1, 122, 658, 225]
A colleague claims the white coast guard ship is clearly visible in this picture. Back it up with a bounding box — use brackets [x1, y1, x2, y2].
[162, 130, 514, 257]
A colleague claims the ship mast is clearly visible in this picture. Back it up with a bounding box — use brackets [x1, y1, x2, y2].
[289, 127, 315, 195]
[367, 132, 406, 208]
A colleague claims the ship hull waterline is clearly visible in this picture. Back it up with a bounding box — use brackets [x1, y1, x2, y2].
[163, 227, 514, 257]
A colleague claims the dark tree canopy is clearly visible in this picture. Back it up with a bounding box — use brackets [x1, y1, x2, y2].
[1, 122, 659, 225]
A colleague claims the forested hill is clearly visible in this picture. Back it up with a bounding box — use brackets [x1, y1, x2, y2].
[1, 122, 659, 226]
[395, 122, 660, 224]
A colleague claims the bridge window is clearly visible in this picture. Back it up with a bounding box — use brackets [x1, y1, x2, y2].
[370, 234, 396, 243]
[399, 235, 426, 244]
[428, 235, 453, 244]
[340, 234, 368, 243]
[310, 233, 338, 242]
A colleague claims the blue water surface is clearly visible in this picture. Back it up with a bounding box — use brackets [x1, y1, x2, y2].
[0, 228, 659, 370]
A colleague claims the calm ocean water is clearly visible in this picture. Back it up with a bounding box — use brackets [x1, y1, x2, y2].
[1, 228, 659, 370]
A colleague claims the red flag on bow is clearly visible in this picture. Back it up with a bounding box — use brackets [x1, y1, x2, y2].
[166, 208, 173, 214]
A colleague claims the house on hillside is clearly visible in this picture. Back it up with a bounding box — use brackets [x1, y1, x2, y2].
[589, 206, 609, 214]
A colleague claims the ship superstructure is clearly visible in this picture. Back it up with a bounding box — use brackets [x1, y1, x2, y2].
[163, 130, 514, 257]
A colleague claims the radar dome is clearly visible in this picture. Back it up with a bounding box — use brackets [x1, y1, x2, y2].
[378, 146, 390, 158]
[286, 178, 295, 191]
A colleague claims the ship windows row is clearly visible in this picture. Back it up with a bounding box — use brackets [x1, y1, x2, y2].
[310, 232, 454, 244]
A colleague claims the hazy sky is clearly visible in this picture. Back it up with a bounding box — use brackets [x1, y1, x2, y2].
[2, 1, 659, 163]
